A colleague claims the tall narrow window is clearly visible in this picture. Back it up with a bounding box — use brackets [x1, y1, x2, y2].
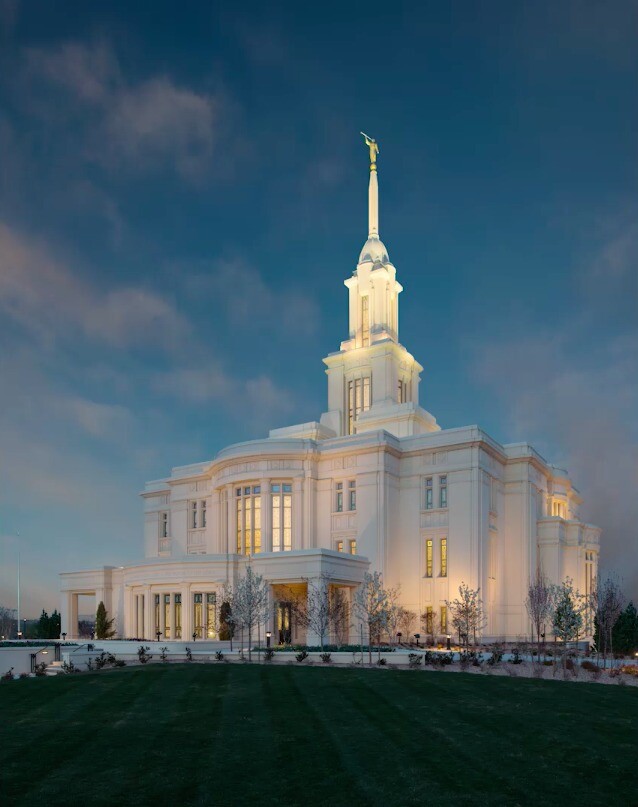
[361, 296, 370, 346]
[349, 539, 357, 555]
[201, 500, 207, 528]
[175, 594, 182, 639]
[425, 539, 433, 578]
[440, 605, 448, 633]
[194, 593, 203, 638]
[154, 594, 160, 635]
[439, 476, 448, 509]
[346, 377, 372, 434]
[490, 478, 498, 513]
[398, 379, 408, 403]
[235, 486, 263, 555]
[349, 480, 356, 511]
[336, 482, 343, 512]
[160, 512, 168, 538]
[206, 593, 216, 639]
[440, 537, 447, 577]
[425, 606, 433, 635]
[425, 477, 433, 510]
[164, 594, 171, 639]
[190, 501, 198, 529]
[336, 540, 344, 552]
[272, 483, 292, 551]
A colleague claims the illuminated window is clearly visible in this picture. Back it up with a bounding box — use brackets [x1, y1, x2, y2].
[425, 539, 433, 578]
[272, 482, 292, 551]
[349, 480, 356, 511]
[425, 606, 433, 634]
[347, 377, 371, 434]
[336, 540, 344, 552]
[336, 482, 343, 512]
[349, 539, 357, 555]
[398, 379, 408, 403]
[175, 594, 182, 639]
[194, 593, 203, 638]
[154, 594, 160, 634]
[440, 538, 447, 577]
[552, 501, 566, 519]
[235, 486, 262, 555]
[361, 296, 370, 347]
[439, 476, 448, 509]
[160, 512, 168, 538]
[206, 593, 216, 639]
[440, 605, 448, 633]
[425, 477, 433, 510]
[164, 594, 171, 639]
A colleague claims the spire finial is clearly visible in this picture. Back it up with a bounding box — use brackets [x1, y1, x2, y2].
[360, 132, 379, 237]
[360, 131, 379, 171]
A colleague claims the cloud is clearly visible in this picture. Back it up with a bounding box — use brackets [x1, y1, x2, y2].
[471, 216, 638, 600]
[20, 42, 223, 181]
[185, 257, 320, 335]
[0, 222, 189, 349]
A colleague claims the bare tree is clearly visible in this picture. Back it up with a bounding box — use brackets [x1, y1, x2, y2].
[291, 575, 349, 651]
[0, 605, 16, 639]
[446, 582, 486, 650]
[421, 607, 440, 647]
[232, 567, 269, 662]
[353, 572, 391, 664]
[398, 608, 417, 643]
[591, 574, 625, 668]
[552, 578, 583, 673]
[384, 586, 405, 645]
[524, 571, 555, 662]
[330, 587, 350, 645]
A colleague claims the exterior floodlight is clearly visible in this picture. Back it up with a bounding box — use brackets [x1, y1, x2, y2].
[266, 631, 272, 649]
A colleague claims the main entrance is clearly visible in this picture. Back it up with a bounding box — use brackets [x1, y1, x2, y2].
[276, 602, 292, 645]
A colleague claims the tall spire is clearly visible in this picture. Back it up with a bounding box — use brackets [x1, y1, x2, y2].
[361, 132, 379, 237]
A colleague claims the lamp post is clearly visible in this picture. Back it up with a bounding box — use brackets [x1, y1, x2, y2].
[62, 632, 67, 642]
[30, 648, 48, 673]
[156, 629, 161, 642]
[397, 632, 402, 645]
[192, 632, 197, 642]
[266, 631, 271, 649]
[446, 634, 451, 650]
[414, 633, 421, 648]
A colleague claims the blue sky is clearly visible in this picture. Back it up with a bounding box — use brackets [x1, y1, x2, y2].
[0, 0, 636, 615]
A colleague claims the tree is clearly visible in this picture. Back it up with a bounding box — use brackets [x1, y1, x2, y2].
[35, 609, 62, 639]
[0, 605, 16, 640]
[292, 575, 349, 651]
[591, 575, 624, 667]
[446, 583, 485, 650]
[421, 607, 440, 647]
[398, 608, 417, 642]
[232, 566, 269, 662]
[524, 571, 555, 661]
[383, 586, 404, 646]
[552, 579, 583, 672]
[611, 601, 638, 655]
[353, 572, 391, 664]
[95, 601, 116, 639]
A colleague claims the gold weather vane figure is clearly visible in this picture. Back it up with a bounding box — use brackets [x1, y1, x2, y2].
[360, 131, 379, 168]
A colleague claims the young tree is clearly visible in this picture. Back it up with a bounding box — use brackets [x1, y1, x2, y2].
[446, 583, 485, 650]
[95, 601, 116, 639]
[591, 575, 624, 667]
[218, 599, 235, 645]
[0, 605, 15, 639]
[552, 579, 583, 672]
[398, 608, 417, 642]
[421, 607, 440, 647]
[292, 575, 349, 651]
[612, 601, 638, 655]
[524, 571, 555, 662]
[232, 566, 269, 662]
[383, 586, 404, 646]
[330, 587, 350, 645]
[353, 572, 391, 664]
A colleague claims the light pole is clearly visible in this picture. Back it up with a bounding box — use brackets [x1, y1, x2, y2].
[414, 633, 421, 648]
[266, 631, 271, 649]
[446, 634, 451, 650]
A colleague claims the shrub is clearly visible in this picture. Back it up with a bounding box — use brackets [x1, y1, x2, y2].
[215, 650, 224, 662]
[320, 652, 331, 664]
[137, 646, 152, 664]
[295, 650, 309, 663]
[510, 647, 523, 664]
[62, 660, 79, 674]
[113, 659, 126, 667]
[2, 668, 14, 680]
[264, 648, 275, 662]
[19, 672, 29, 679]
[620, 665, 638, 677]
[160, 647, 168, 662]
[487, 648, 504, 666]
[377, 658, 387, 666]
[185, 647, 193, 662]
[408, 653, 422, 668]
[34, 662, 48, 677]
[581, 660, 599, 672]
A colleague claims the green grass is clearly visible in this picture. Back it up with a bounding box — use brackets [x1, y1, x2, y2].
[1, 665, 636, 806]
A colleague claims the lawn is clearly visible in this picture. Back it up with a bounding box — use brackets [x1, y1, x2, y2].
[1, 664, 636, 806]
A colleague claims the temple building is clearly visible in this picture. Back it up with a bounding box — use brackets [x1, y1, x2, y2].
[60, 136, 600, 643]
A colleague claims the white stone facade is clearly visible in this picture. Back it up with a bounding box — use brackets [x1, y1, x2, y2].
[60, 145, 600, 643]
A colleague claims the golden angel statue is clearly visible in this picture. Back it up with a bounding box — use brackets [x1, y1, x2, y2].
[360, 131, 379, 166]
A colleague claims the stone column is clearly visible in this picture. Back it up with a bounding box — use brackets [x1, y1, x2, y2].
[159, 592, 166, 640]
[138, 594, 144, 639]
[293, 478, 303, 551]
[227, 484, 237, 554]
[144, 588, 153, 640]
[260, 479, 271, 552]
[182, 586, 191, 641]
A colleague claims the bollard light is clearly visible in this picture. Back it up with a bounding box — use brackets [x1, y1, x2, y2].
[414, 633, 421, 648]
[266, 631, 272, 649]
[446, 634, 451, 650]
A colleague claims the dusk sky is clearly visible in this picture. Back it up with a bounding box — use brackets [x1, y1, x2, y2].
[0, 1, 636, 616]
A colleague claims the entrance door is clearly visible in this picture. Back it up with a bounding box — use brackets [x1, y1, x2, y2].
[277, 602, 292, 645]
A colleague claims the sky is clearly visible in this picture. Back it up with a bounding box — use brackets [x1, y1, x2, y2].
[0, 0, 636, 616]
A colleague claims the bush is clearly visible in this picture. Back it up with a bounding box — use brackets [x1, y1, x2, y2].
[320, 653, 331, 664]
[295, 650, 309, 663]
[620, 665, 638, 677]
[264, 648, 275, 662]
[215, 650, 224, 662]
[377, 658, 387, 666]
[581, 660, 599, 672]
[160, 647, 168, 662]
[487, 648, 504, 666]
[113, 658, 126, 667]
[408, 653, 422, 668]
[185, 647, 193, 662]
[137, 646, 152, 664]
[2, 668, 14, 680]
[34, 662, 48, 677]
[510, 647, 523, 664]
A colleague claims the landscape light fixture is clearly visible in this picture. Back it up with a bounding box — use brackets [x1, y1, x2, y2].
[414, 633, 421, 648]
[62, 632, 67, 641]
[446, 634, 451, 650]
[192, 632, 197, 642]
[266, 631, 272, 649]
[397, 632, 402, 644]
[156, 630, 161, 642]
